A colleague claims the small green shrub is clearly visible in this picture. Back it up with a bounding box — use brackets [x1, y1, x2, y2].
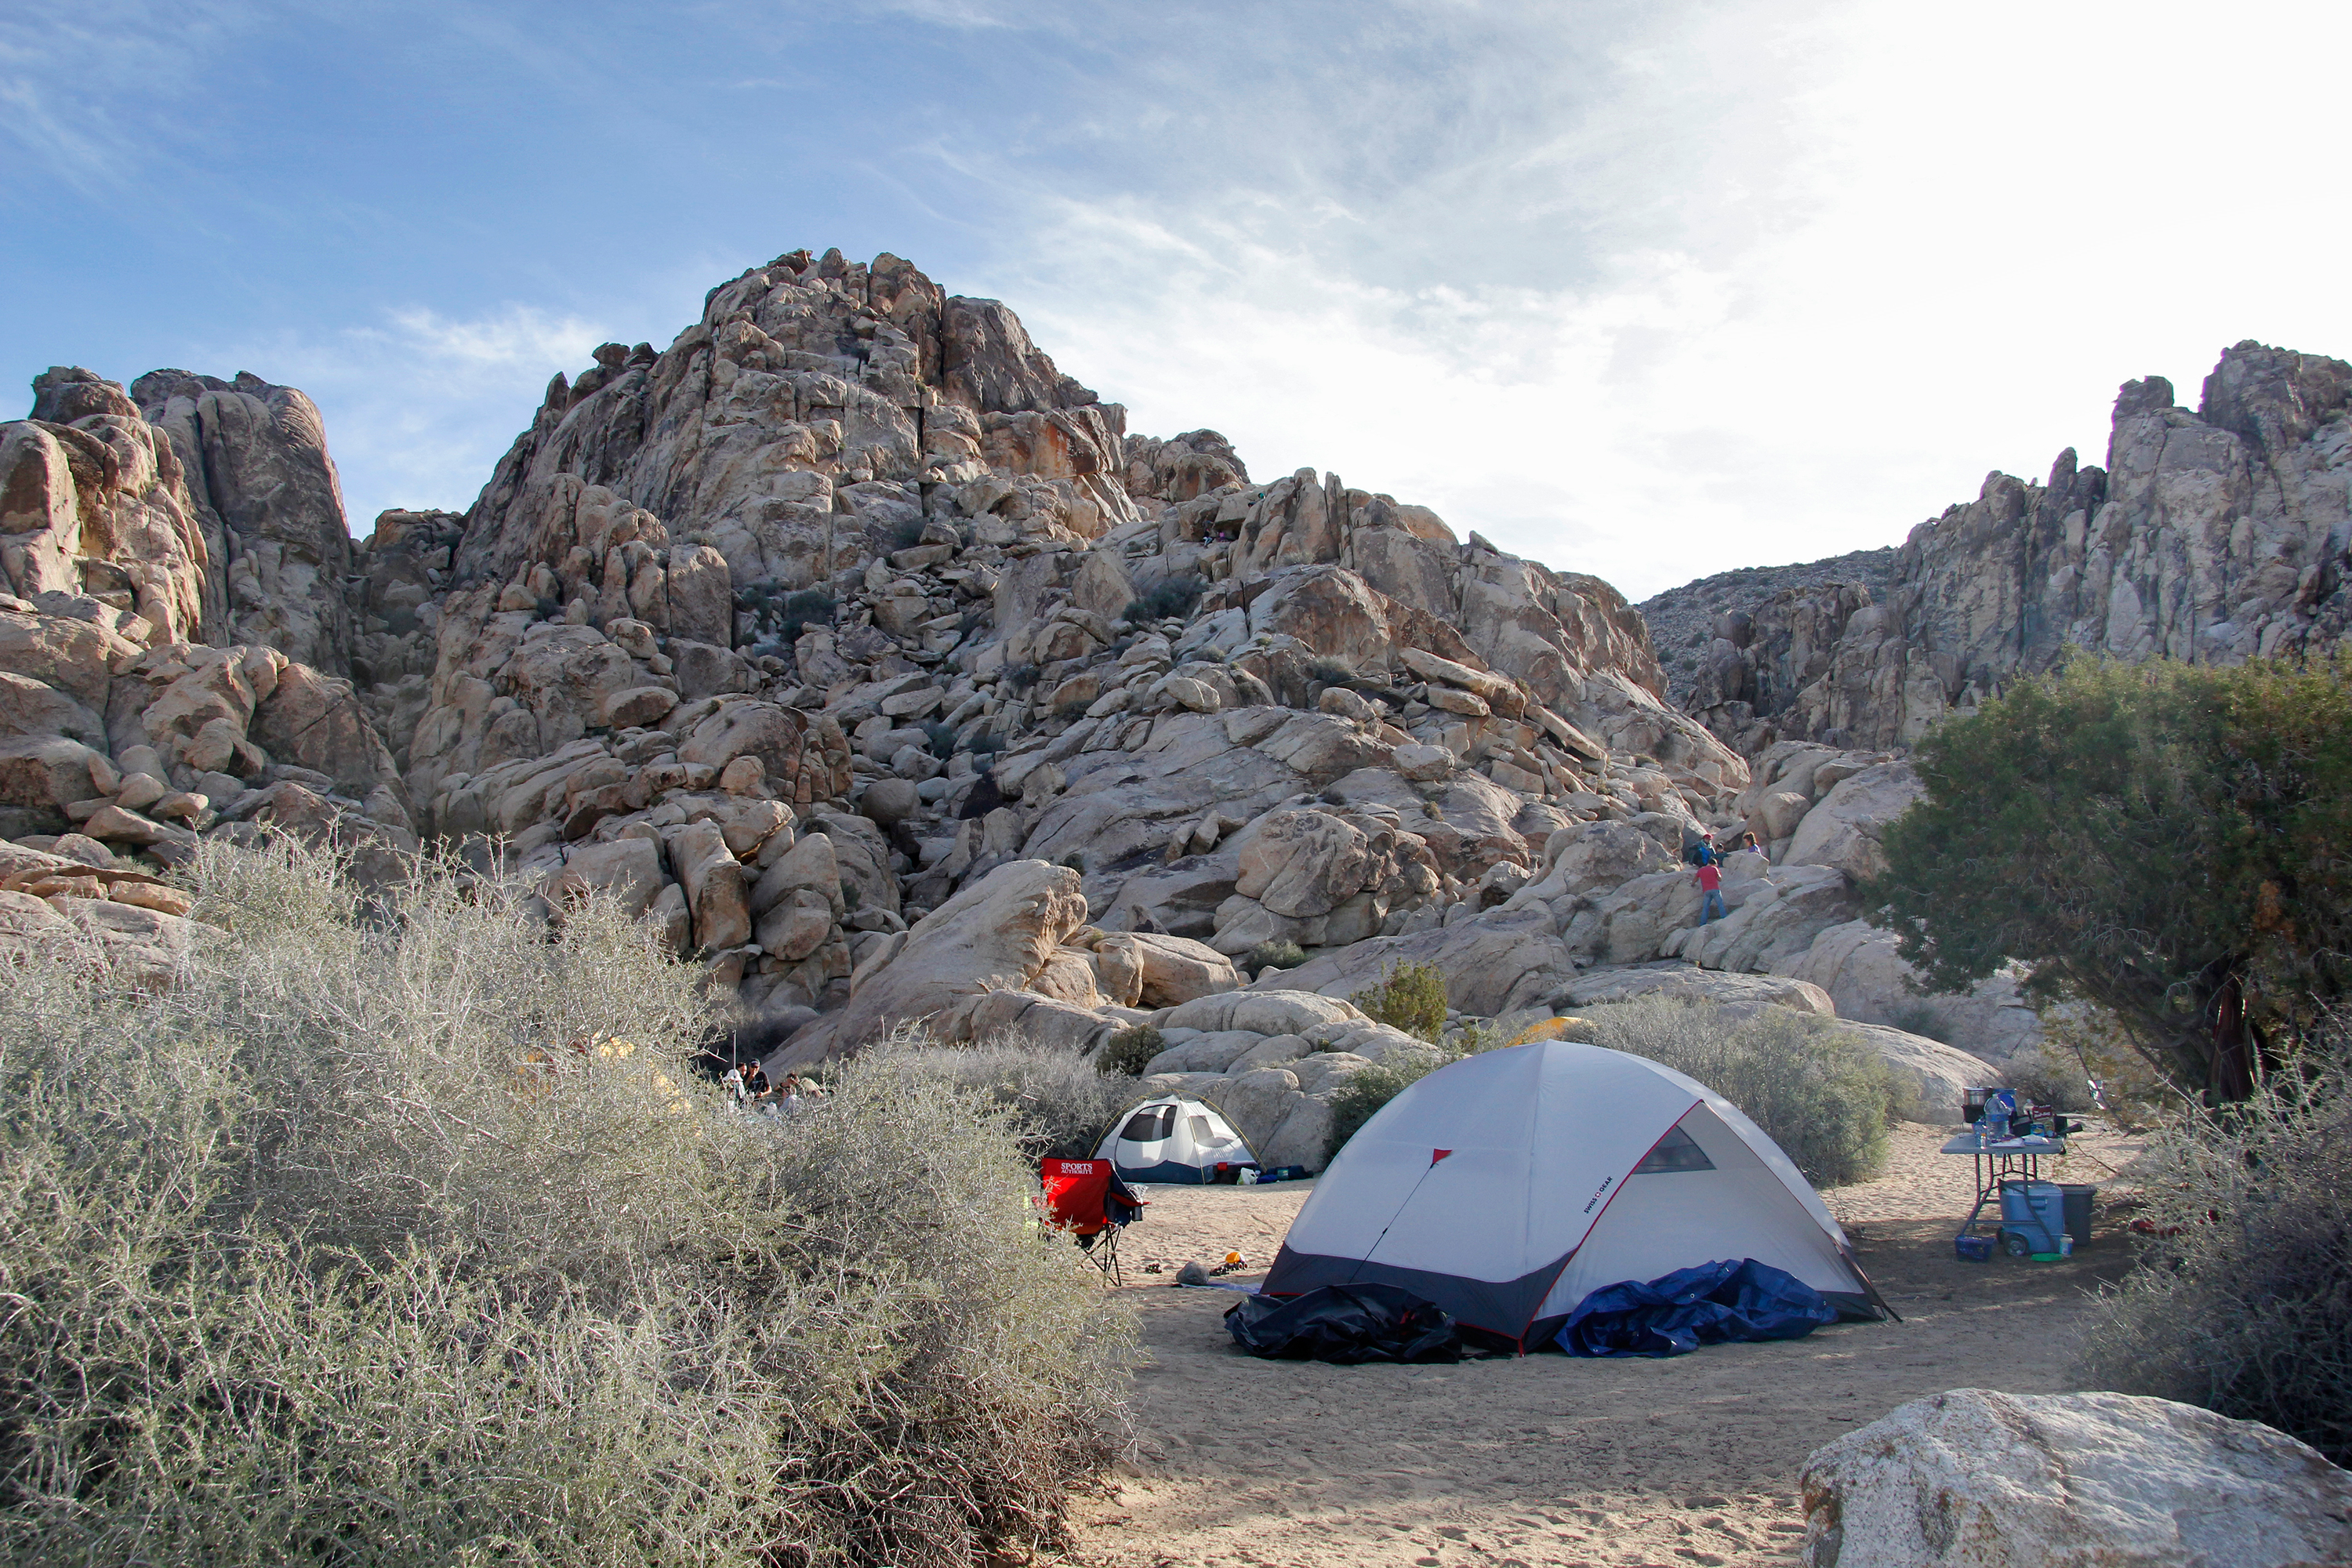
[1122, 575, 1207, 624]
[922, 720, 960, 759]
[2001, 1042, 2099, 1113]
[1097, 1025, 1164, 1078]
[1325, 1049, 1453, 1160]
[2076, 1053, 2352, 1465]
[1306, 656, 1355, 686]
[1888, 1000, 1949, 1041]
[1004, 662, 1040, 694]
[777, 587, 837, 641]
[1351, 960, 1450, 1045]
[1583, 994, 1896, 1186]
[1245, 939, 1307, 972]
[967, 729, 1005, 758]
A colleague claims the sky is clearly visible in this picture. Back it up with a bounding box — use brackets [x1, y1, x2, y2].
[5, 0, 2347, 601]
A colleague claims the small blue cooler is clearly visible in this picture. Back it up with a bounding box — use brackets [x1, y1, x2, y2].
[1999, 1181, 2067, 1255]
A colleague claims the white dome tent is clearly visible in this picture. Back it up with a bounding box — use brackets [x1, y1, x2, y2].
[1261, 1040, 1892, 1351]
[1096, 1092, 1261, 1185]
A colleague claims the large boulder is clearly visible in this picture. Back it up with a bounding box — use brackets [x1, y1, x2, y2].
[1232, 808, 1373, 918]
[1799, 1388, 2352, 1568]
[1264, 908, 1573, 1017]
[1784, 760, 1925, 880]
[769, 859, 1091, 1067]
[1842, 1022, 1994, 1123]
[1160, 988, 1365, 1036]
[1779, 919, 2044, 1065]
[1660, 862, 1858, 973]
[1093, 930, 1239, 1007]
[1562, 964, 1837, 1018]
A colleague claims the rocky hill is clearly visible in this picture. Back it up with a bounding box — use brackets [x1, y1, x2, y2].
[1639, 547, 1900, 707]
[1657, 343, 2352, 753]
[0, 247, 2036, 1167]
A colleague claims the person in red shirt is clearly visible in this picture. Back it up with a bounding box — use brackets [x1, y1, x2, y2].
[1693, 857, 1726, 925]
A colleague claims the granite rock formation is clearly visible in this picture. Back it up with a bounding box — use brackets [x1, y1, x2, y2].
[1665, 343, 2352, 753]
[3, 248, 2113, 1159]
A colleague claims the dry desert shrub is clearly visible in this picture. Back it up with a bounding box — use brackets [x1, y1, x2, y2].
[1582, 994, 1896, 1186]
[0, 838, 1134, 1567]
[860, 1022, 1139, 1159]
[2074, 1053, 2352, 1465]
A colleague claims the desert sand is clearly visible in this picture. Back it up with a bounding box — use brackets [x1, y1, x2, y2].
[1067, 1121, 2143, 1567]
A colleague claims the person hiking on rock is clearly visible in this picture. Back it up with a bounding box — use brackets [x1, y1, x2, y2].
[1693, 854, 1726, 926]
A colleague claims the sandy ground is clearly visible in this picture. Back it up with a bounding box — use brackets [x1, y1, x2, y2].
[1063, 1120, 2144, 1568]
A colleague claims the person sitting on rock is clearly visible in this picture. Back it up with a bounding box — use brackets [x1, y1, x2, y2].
[1693, 855, 1726, 926]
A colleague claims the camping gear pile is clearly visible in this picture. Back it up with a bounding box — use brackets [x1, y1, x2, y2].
[1947, 1086, 2097, 1262]
[1225, 1283, 1463, 1363]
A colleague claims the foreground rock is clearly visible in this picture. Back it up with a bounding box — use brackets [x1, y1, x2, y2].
[1799, 1388, 2352, 1568]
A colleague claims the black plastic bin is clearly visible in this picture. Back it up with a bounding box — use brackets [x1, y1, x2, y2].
[2060, 1184, 2096, 1248]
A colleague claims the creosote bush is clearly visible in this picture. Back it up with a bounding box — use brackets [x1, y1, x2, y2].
[1887, 1000, 1949, 1042]
[1244, 939, 1307, 973]
[775, 586, 837, 641]
[1305, 656, 1355, 687]
[1121, 574, 1207, 624]
[1583, 995, 1896, 1186]
[1325, 1048, 1453, 1160]
[865, 1023, 1139, 1160]
[1097, 1025, 1164, 1078]
[1350, 960, 1449, 1045]
[0, 839, 1134, 1566]
[2076, 1053, 2352, 1465]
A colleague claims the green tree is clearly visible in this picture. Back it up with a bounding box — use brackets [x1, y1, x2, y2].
[1867, 655, 2352, 1101]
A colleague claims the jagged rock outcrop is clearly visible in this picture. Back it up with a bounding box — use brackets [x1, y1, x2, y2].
[13, 248, 2160, 1142]
[132, 369, 357, 672]
[1671, 343, 2352, 753]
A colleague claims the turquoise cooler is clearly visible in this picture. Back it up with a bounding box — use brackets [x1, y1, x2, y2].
[1999, 1181, 2066, 1252]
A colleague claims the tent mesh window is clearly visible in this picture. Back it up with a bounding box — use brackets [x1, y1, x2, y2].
[1121, 1105, 1177, 1142]
[1630, 1123, 1715, 1174]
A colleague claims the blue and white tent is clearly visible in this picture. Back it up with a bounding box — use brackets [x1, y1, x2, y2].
[1096, 1092, 1261, 1185]
[1261, 1040, 1888, 1349]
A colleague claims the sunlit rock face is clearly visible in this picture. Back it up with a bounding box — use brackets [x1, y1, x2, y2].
[1667, 342, 2352, 754]
[44, 250, 2341, 1126]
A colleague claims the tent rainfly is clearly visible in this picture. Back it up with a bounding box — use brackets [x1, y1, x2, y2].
[1261, 1040, 1891, 1350]
[1096, 1093, 1261, 1184]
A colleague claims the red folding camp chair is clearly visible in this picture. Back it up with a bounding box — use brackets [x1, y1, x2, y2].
[1038, 1158, 1145, 1285]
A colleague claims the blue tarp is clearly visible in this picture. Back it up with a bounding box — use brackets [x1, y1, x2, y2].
[1556, 1258, 1835, 1358]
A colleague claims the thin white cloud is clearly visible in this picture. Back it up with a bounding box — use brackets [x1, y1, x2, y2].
[946, 0, 2352, 599]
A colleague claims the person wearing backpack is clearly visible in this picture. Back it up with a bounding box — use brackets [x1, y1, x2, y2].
[1692, 855, 1726, 925]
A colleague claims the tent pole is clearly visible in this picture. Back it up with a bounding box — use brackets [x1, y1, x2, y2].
[1840, 1243, 1901, 1323]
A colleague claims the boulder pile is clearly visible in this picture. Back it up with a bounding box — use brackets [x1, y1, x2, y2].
[2, 249, 2125, 1163]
